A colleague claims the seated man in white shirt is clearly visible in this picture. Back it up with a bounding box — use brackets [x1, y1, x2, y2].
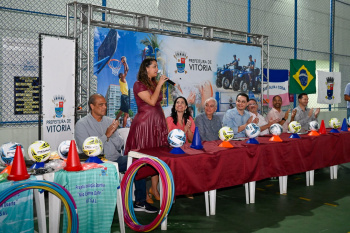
[247, 99, 278, 135]
[267, 95, 296, 133]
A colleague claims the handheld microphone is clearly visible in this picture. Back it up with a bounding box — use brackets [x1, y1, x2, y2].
[166, 79, 176, 86]
[158, 71, 176, 86]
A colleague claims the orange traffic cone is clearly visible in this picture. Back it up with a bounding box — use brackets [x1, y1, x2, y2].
[308, 130, 320, 136]
[319, 120, 327, 135]
[7, 145, 30, 181]
[64, 140, 82, 171]
[269, 135, 283, 142]
[219, 141, 234, 148]
[0, 165, 12, 174]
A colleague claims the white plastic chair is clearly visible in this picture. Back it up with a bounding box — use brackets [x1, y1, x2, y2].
[117, 127, 131, 168]
[117, 127, 135, 200]
[118, 128, 130, 154]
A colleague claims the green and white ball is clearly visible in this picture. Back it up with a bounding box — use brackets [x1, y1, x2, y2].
[218, 126, 234, 141]
[288, 121, 301, 134]
[82, 136, 103, 157]
[28, 141, 51, 162]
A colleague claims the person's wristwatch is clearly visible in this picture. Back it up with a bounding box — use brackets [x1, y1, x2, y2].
[282, 118, 286, 121]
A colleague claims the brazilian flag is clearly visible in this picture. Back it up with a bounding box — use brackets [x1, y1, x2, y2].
[289, 59, 316, 94]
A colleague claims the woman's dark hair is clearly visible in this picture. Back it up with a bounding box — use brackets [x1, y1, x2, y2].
[137, 58, 158, 90]
[170, 96, 191, 125]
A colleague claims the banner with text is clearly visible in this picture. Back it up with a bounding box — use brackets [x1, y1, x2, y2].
[41, 35, 75, 150]
[94, 28, 261, 117]
[263, 69, 290, 107]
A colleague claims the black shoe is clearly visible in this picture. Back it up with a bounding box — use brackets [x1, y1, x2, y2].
[134, 201, 158, 213]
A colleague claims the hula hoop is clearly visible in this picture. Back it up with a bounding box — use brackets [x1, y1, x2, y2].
[121, 156, 175, 232]
[0, 180, 79, 233]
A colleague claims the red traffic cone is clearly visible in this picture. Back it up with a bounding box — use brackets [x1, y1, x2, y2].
[64, 140, 82, 172]
[8, 146, 30, 181]
[319, 120, 327, 135]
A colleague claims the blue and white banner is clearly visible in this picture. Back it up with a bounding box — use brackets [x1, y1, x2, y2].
[317, 71, 341, 104]
[263, 69, 290, 107]
[41, 35, 75, 151]
[94, 28, 261, 117]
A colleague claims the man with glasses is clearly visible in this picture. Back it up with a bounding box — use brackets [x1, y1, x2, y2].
[222, 93, 253, 138]
[195, 97, 222, 141]
[247, 99, 278, 135]
[267, 95, 296, 133]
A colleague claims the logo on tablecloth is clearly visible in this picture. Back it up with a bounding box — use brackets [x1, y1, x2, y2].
[100, 167, 108, 176]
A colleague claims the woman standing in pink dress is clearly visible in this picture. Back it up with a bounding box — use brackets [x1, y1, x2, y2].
[125, 58, 168, 202]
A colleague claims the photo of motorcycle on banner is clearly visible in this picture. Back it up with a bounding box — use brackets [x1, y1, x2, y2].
[94, 28, 261, 119]
[216, 53, 261, 94]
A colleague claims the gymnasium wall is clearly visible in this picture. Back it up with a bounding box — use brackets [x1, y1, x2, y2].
[1, 0, 350, 153]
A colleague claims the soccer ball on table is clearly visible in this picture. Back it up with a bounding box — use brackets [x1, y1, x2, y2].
[168, 129, 186, 148]
[309, 121, 319, 131]
[329, 118, 340, 129]
[57, 140, 72, 160]
[288, 121, 301, 134]
[0, 142, 24, 165]
[28, 141, 51, 163]
[245, 123, 260, 138]
[269, 123, 283, 136]
[82, 136, 103, 157]
[218, 126, 234, 141]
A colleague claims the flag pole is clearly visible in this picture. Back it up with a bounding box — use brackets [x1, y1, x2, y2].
[329, 0, 335, 112]
[293, 0, 298, 108]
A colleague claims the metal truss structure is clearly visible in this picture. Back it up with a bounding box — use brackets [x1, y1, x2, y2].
[66, 2, 269, 118]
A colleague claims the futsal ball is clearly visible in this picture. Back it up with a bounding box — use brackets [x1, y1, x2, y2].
[82, 136, 103, 156]
[329, 118, 340, 129]
[0, 142, 24, 165]
[309, 121, 319, 131]
[28, 141, 51, 163]
[57, 140, 71, 160]
[288, 121, 301, 133]
[168, 129, 186, 148]
[269, 123, 283, 136]
[245, 123, 261, 138]
[218, 126, 234, 141]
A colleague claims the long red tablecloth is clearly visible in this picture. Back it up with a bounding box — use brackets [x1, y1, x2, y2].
[134, 130, 350, 196]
